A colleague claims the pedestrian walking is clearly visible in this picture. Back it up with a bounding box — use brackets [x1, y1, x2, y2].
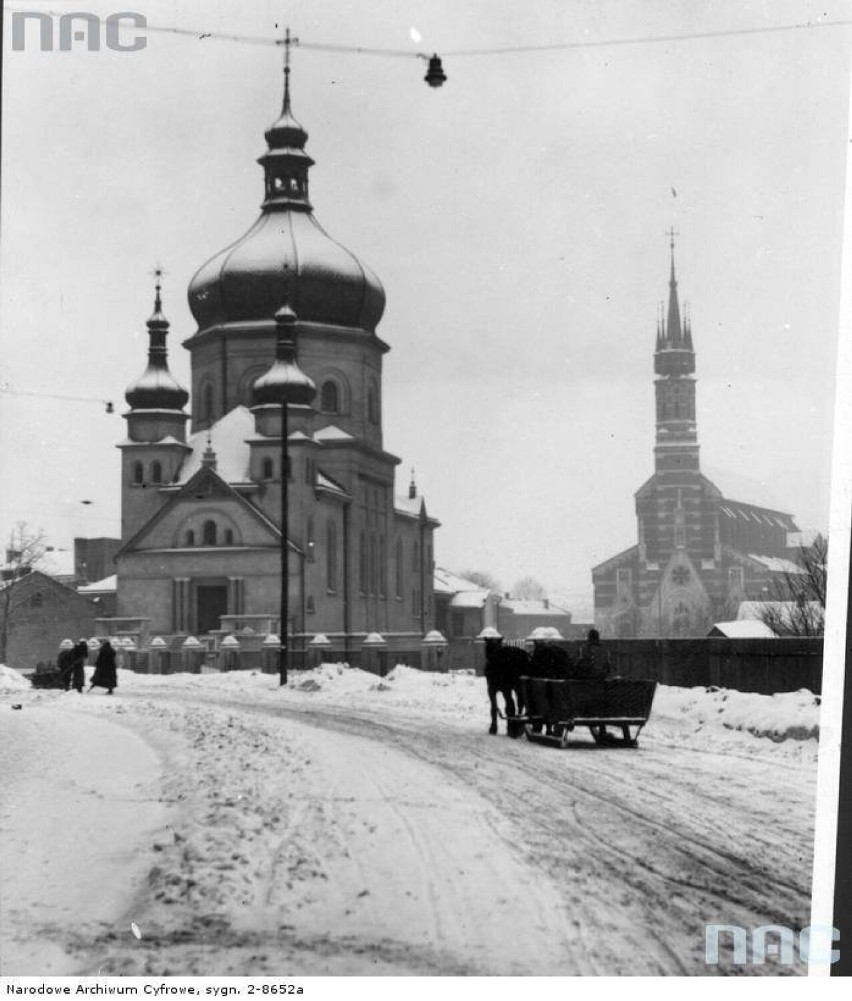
[68, 640, 88, 693]
[89, 639, 117, 695]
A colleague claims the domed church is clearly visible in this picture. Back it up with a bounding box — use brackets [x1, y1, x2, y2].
[110, 69, 439, 660]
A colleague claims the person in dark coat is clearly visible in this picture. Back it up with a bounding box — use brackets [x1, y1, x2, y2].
[89, 640, 117, 695]
[56, 646, 74, 691]
[68, 640, 88, 694]
[572, 628, 611, 680]
[529, 632, 572, 680]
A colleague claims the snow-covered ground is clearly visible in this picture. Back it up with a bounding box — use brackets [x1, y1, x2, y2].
[0, 662, 820, 976]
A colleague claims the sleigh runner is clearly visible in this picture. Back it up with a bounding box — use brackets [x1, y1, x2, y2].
[509, 677, 658, 748]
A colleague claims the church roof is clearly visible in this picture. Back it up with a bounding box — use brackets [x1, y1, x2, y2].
[177, 407, 255, 484]
[433, 567, 491, 596]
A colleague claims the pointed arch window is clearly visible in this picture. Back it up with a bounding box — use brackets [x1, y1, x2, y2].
[202, 520, 217, 546]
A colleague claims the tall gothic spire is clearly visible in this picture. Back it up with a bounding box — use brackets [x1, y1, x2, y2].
[665, 228, 683, 345]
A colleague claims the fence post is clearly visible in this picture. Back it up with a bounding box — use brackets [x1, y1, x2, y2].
[181, 635, 204, 674]
[149, 636, 167, 675]
[261, 633, 279, 674]
[220, 634, 240, 673]
[361, 632, 388, 676]
[308, 632, 332, 669]
[421, 630, 448, 673]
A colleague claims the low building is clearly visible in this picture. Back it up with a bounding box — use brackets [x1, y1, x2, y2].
[0, 570, 97, 671]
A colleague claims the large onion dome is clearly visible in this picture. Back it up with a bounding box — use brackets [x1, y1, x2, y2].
[188, 70, 385, 334]
[125, 280, 189, 411]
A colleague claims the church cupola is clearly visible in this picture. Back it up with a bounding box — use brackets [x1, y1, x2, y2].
[125, 273, 189, 414]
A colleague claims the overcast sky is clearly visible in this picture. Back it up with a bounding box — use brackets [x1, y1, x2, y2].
[2, 0, 851, 617]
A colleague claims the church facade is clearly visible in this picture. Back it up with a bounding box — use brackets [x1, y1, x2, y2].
[109, 72, 439, 657]
[592, 241, 802, 638]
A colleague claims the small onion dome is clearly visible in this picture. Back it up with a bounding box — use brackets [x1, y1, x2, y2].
[362, 631, 387, 647]
[220, 635, 240, 649]
[182, 636, 202, 648]
[476, 626, 502, 641]
[125, 281, 189, 411]
[252, 304, 317, 407]
[308, 633, 332, 648]
[149, 636, 168, 648]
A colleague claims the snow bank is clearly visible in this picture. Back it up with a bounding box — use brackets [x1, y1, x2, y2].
[0, 664, 30, 691]
[656, 685, 820, 742]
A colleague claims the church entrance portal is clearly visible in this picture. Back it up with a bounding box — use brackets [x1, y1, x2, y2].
[196, 584, 228, 636]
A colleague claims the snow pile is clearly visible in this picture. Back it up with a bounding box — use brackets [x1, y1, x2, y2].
[656, 685, 820, 742]
[0, 665, 30, 691]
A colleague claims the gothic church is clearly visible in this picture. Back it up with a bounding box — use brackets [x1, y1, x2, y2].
[592, 240, 802, 638]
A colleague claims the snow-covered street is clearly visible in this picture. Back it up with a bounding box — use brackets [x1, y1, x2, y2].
[0, 664, 819, 976]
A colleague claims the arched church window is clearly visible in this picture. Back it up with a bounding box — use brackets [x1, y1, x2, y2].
[132, 461, 144, 485]
[185, 530, 195, 546]
[151, 461, 162, 484]
[306, 595, 315, 614]
[367, 383, 379, 425]
[224, 529, 234, 546]
[395, 538, 403, 598]
[326, 520, 338, 592]
[321, 381, 339, 414]
[203, 520, 217, 546]
[262, 457, 274, 480]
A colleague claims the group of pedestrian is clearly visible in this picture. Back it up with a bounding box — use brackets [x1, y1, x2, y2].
[57, 639, 118, 695]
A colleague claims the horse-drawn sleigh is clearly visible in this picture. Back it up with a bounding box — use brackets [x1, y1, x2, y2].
[481, 627, 657, 748]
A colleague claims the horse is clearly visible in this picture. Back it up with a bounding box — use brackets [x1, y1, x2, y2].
[483, 638, 529, 737]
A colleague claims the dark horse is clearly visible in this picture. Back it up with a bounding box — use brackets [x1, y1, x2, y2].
[484, 637, 529, 737]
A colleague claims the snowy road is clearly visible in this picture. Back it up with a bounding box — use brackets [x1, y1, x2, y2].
[0, 666, 818, 976]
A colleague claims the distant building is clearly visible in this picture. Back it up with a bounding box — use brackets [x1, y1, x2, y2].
[0, 570, 97, 670]
[433, 568, 498, 642]
[75, 538, 120, 585]
[593, 238, 805, 638]
[496, 598, 577, 641]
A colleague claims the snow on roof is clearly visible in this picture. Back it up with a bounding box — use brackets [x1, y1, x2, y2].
[178, 406, 254, 485]
[710, 620, 777, 639]
[394, 495, 422, 518]
[703, 465, 790, 516]
[501, 599, 570, 616]
[788, 530, 821, 549]
[747, 554, 806, 575]
[433, 567, 490, 595]
[78, 574, 117, 593]
[316, 471, 349, 496]
[449, 590, 489, 609]
[314, 424, 355, 442]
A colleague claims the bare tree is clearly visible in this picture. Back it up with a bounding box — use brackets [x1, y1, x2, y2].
[459, 569, 502, 594]
[757, 535, 827, 638]
[0, 523, 48, 663]
[511, 576, 547, 601]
